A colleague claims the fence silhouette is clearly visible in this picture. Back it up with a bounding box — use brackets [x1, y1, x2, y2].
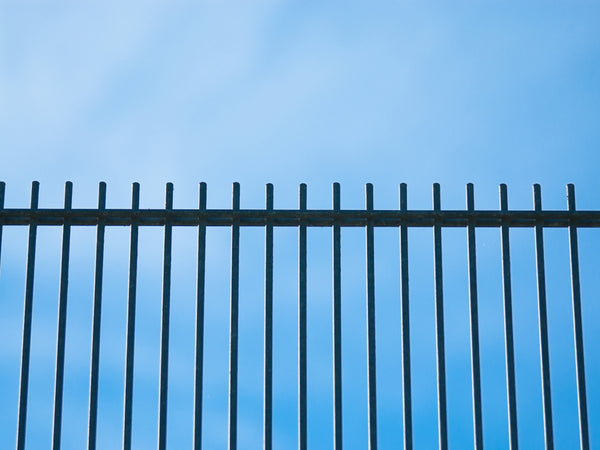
[0, 181, 596, 450]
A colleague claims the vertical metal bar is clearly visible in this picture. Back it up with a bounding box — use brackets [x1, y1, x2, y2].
[399, 183, 412, 450]
[365, 184, 378, 450]
[298, 183, 307, 450]
[123, 183, 140, 450]
[264, 183, 274, 450]
[332, 182, 343, 450]
[566, 184, 590, 450]
[432, 183, 448, 450]
[88, 182, 106, 450]
[533, 184, 554, 450]
[228, 182, 241, 450]
[52, 181, 73, 450]
[16, 181, 39, 450]
[157, 183, 174, 450]
[193, 182, 207, 450]
[466, 184, 483, 450]
[499, 184, 519, 450]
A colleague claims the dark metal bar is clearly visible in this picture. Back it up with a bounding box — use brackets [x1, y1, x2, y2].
[193, 182, 207, 450]
[433, 183, 448, 450]
[0, 182, 5, 273]
[566, 184, 590, 450]
[228, 183, 241, 450]
[16, 181, 39, 450]
[3, 209, 600, 228]
[157, 183, 174, 450]
[365, 184, 378, 450]
[298, 183, 307, 450]
[88, 182, 106, 450]
[264, 184, 274, 450]
[332, 183, 343, 450]
[533, 184, 554, 450]
[399, 183, 412, 450]
[466, 184, 483, 450]
[122, 183, 140, 450]
[499, 185, 519, 450]
[52, 181, 73, 450]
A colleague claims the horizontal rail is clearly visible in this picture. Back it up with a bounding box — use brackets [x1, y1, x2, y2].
[1, 209, 600, 227]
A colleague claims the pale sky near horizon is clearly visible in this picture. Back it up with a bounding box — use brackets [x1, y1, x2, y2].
[1, 1, 599, 449]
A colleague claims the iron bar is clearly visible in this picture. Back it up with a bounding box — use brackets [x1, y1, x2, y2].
[52, 181, 73, 450]
[88, 182, 106, 450]
[298, 184, 307, 450]
[466, 184, 483, 450]
[194, 182, 207, 450]
[433, 183, 448, 450]
[500, 184, 519, 450]
[2, 209, 600, 228]
[16, 181, 39, 450]
[122, 183, 140, 450]
[533, 184, 554, 450]
[264, 184, 274, 450]
[157, 183, 173, 450]
[566, 184, 590, 450]
[228, 183, 241, 450]
[332, 183, 342, 450]
[399, 183, 412, 450]
[365, 184, 378, 450]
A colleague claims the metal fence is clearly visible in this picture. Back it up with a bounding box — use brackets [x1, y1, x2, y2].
[0, 181, 596, 450]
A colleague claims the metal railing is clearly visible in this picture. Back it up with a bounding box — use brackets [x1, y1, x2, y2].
[0, 181, 595, 450]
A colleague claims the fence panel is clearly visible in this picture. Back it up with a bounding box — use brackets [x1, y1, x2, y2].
[0, 181, 596, 450]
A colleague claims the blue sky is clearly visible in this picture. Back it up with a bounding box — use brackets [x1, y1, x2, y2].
[1, 1, 599, 449]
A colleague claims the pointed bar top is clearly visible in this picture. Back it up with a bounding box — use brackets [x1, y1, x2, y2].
[533, 184, 542, 212]
[266, 184, 274, 211]
[64, 182, 73, 210]
[299, 184, 307, 211]
[199, 183, 207, 210]
[333, 183, 340, 211]
[232, 182, 240, 210]
[30, 181, 40, 209]
[567, 184, 576, 212]
[98, 183, 107, 210]
[366, 183, 373, 211]
[165, 183, 173, 210]
[466, 183, 474, 211]
[433, 183, 441, 211]
[399, 183, 407, 211]
[131, 183, 140, 210]
[0, 181, 5, 209]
